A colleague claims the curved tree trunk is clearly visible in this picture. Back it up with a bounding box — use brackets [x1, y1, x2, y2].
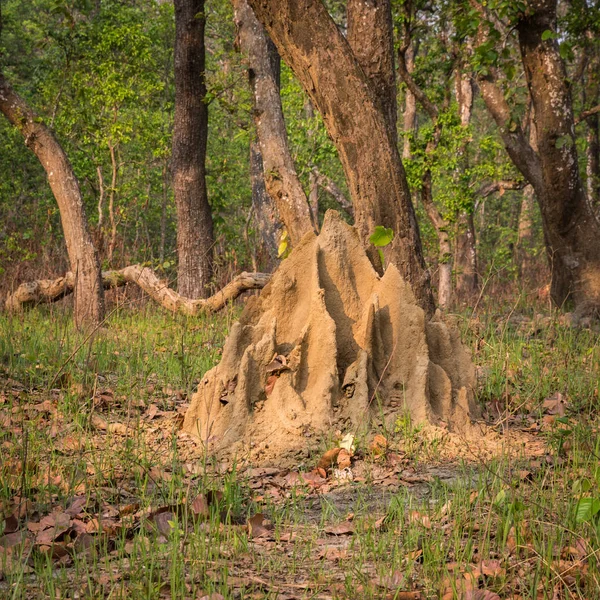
[0, 74, 104, 328]
[173, 0, 214, 299]
[234, 0, 315, 246]
[247, 0, 434, 314]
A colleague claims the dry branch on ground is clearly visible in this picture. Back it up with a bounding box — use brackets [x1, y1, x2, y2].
[4, 266, 270, 316]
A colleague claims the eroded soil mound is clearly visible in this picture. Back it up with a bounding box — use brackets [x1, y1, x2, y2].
[183, 211, 478, 454]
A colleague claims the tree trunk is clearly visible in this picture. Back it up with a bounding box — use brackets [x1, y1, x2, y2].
[0, 74, 105, 328]
[347, 0, 397, 144]
[517, 184, 536, 280]
[517, 2, 600, 311]
[422, 172, 452, 310]
[454, 69, 478, 298]
[455, 212, 478, 300]
[247, 0, 434, 314]
[234, 0, 315, 246]
[172, 0, 214, 299]
[401, 43, 417, 160]
[250, 140, 282, 269]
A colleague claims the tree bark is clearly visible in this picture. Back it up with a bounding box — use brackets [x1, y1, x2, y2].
[234, 0, 315, 246]
[247, 0, 434, 314]
[5, 267, 270, 316]
[250, 139, 283, 268]
[172, 0, 214, 299]
[0, 74, 105, 328]
[347, 0, 397, 144]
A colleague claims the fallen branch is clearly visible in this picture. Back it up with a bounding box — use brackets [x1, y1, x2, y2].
[5, 265, 271, 316]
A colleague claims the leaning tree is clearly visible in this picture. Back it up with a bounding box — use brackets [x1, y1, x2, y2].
[246, 0, 435, 314]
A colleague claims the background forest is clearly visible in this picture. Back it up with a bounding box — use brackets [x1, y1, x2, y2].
[4, 0, 593, 306]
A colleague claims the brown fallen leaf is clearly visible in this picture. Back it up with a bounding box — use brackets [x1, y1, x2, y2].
[247, 513, 273, 539]
[151, 511, 177, 537]
[265, 374, 278, 396]
[409, 510, 432, 529]
[478, 559, 505, 578]
[0, 530, 28, 549]
[91, 414, 132, 435]
[543, 392, 567, 416]
[318, 448, 341, 471]
[65, 496, 88, 518]
[372, 570, 404, 590]
[190, 493, 209, 520]
[324, 521, 354, 536]
[317, 545, 347, 561]
[337, 448, 352, 469]
[35, 512, 71, 545]
[198, 593, 226, 600]
[371, 434, 388, 455]
[2, 514, 18, 534]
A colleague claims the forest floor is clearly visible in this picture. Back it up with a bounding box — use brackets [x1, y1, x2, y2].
[1, 297, 600, 600]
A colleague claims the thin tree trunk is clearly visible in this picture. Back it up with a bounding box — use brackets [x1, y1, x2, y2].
[172, 0, 214, 299]
[421, 172, 452, 310]
[247, 0, 434, 314]
[454, 69, 478, 298]
[234, 0, 315, 246]
[401, 43, 417, 160]
[517, 184, 535, 279]
[250, 139, 282, 268]
[0, 74, 105, 328]
[107, 142, 118, 263]
[160, 160, 168, 264]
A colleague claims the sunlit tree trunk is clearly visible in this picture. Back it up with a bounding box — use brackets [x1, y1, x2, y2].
[172, 0, 214, 299]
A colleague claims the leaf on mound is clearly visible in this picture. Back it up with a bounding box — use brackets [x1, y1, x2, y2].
[369, 225, 394, 247]
[336, 448, 352, 469]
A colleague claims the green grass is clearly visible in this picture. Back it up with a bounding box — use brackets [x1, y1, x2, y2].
[1, 303, 600, 598]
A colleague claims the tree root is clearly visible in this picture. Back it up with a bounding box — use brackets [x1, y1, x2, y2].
[4, 265, 270, 316]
